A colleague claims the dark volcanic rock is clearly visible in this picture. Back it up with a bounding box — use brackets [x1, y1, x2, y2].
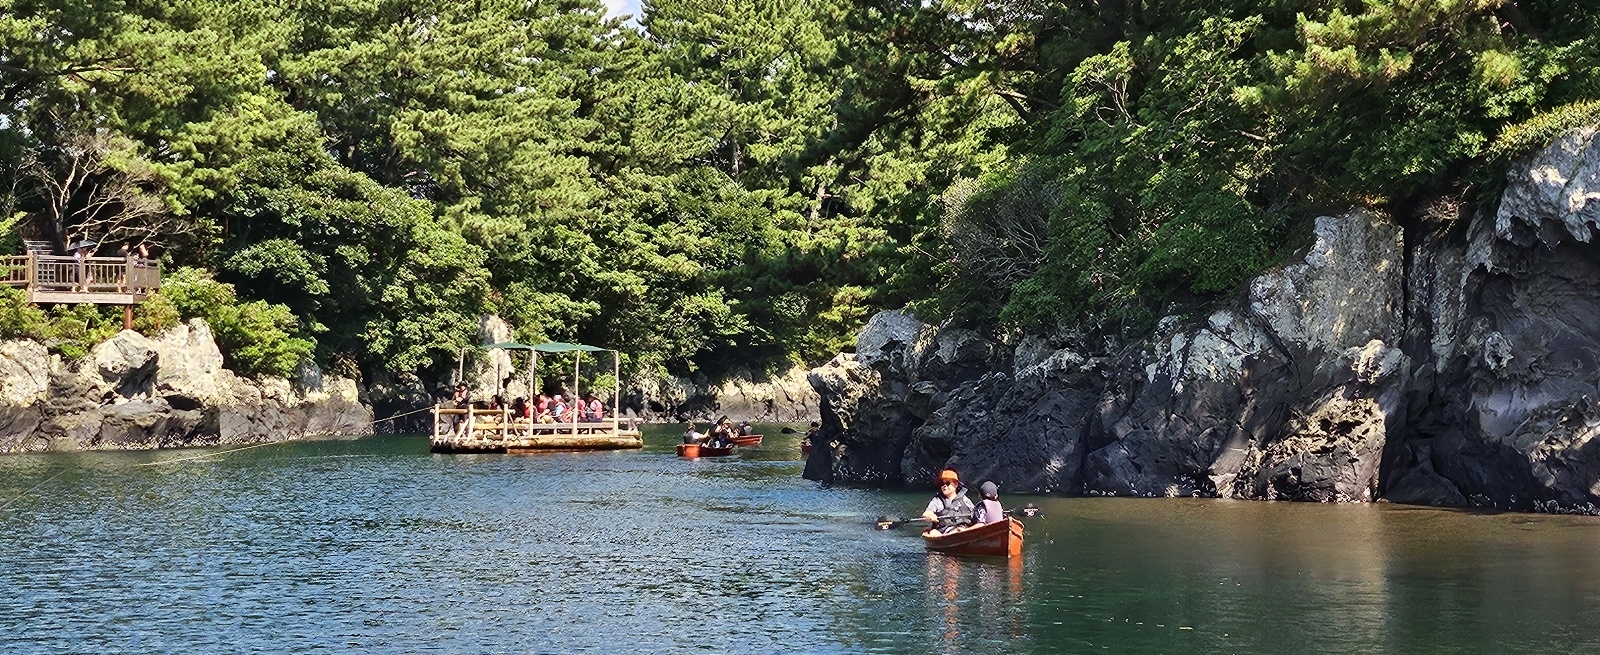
[812, 128, 1600, 513]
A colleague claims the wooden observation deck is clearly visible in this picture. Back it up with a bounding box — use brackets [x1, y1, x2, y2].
[2, 254, 162, 326]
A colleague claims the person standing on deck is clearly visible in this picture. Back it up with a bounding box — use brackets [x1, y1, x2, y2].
[921, 469, 975, 534]
[451, 382, 472, 437]
[974, 481, 1005, 525]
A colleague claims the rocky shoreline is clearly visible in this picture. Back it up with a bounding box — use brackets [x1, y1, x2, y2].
[0, 319, 371, 453]
[0, 312, 819, 452]
[804, 127, 1600, 515]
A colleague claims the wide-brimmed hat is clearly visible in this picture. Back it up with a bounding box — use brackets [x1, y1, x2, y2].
[937, 469, 961, 486]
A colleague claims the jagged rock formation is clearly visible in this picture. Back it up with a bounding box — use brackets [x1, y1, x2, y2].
[0, 318, 371, 453]
[806, 128, 1600, 514]
[623, 366, 820, 424]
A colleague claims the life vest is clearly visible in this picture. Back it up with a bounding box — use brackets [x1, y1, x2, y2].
[933, 493, 975, 530]
[978, 499, 1004, 524]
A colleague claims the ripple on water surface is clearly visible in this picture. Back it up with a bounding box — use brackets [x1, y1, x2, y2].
[3, 430, 1600, 654]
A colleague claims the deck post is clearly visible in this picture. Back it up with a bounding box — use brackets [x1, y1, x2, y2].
[123, 304, 133, 330]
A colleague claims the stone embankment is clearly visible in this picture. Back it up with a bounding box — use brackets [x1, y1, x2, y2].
[805, 127, 1600, 514]
[0, 318, 371, 452]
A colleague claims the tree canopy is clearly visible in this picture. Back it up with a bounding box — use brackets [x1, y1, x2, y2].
[3, 0, 1597, 382]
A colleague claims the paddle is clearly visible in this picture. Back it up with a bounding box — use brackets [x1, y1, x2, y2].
[874, 503, 1042, 530]
[875, 515, 930, 530]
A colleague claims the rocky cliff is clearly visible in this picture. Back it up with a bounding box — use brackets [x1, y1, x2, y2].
[805, 128, 1600, 514]
[0, 318, 372, 452]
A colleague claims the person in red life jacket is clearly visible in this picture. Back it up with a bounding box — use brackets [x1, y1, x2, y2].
[534, 393, 552, 423]
[920, 469, 975, 533]
[584, 393, 604, 422]
[974, 481, 1006, 525]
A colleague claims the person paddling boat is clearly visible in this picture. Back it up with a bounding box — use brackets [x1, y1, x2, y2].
[920, 469, 975, 534]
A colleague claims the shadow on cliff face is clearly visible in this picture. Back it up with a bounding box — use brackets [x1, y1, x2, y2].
[808, 127, 1600, 514]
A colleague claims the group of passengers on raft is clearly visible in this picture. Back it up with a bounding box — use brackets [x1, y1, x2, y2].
[681, 415, 754, 448]
[449, 383, 608, 436]
[922, 468, 1007, 534]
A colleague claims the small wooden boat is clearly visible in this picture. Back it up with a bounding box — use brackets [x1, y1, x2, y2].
[677, 443, 735, 458]
[800, 442, 812, 455]
[731, 433, 762, 447]
[922, 518, 1024, 558]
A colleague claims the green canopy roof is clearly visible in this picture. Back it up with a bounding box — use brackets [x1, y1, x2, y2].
[484, 341, 610, 352]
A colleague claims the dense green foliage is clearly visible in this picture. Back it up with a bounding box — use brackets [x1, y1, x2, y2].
[3, 0, 1599, 384]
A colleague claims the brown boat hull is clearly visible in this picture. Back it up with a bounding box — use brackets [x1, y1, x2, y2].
[922, 518, 1024, 558]
[730, 434, 762, 447]
[677, 444, 735, 458]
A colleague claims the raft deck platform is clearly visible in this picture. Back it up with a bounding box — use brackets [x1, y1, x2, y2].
[430, 407, 643, 453]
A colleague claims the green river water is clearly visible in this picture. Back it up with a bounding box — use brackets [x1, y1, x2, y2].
[2, 425, 1599, 654]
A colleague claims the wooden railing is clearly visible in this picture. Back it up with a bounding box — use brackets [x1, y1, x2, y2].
[1, 255, 162, 296]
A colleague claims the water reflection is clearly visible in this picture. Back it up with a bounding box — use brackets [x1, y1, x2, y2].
[924, 553, 1026, 653]
[3, 432, 1600, 654]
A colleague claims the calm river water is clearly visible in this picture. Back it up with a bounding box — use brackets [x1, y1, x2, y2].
[4, 426, 1600, 654]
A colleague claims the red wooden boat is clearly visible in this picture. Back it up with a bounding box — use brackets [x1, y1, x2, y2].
[922, 518, 1024, 558]
[731, 433, 762, 447]
[800, 442, 812, 456]
[677, 443, 735, 458]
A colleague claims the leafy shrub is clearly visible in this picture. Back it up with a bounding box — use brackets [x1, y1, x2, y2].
[158, 267, 315, 378]
[132, 293, 180, 335]
[0, 286, 50, 341]
[0, 288, 123, 359]
[45, 304, 123, 360]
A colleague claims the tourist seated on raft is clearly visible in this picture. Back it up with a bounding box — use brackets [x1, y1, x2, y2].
[583, 393, 605, 422]
[552, 394, 569, 421]
[738, 421, 753, 436]
[974, 481, 1005, 525]
[533, 393, 554, 423]
[920, 469, 975, 534]
[508, 397, 531, 433]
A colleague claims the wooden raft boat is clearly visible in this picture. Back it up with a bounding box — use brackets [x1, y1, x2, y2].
[730, 433, 762, 447]
[677, 443, 736, 458]
[430, 408, 643, 453]
[922, 518, 1024, 558]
